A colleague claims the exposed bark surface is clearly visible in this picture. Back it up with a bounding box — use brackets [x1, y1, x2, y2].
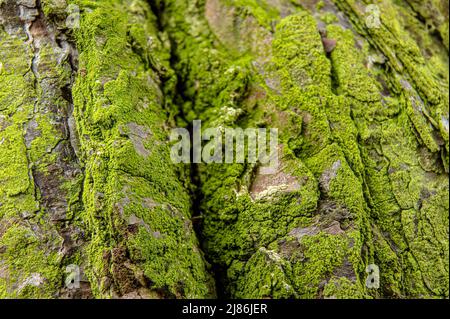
[0, 0, 448, 298]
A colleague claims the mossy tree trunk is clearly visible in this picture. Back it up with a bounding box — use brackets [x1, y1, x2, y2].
[0, 0, 448, 299]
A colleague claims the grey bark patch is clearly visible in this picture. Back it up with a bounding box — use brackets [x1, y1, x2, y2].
[400, 78, 413, 91]
[332, 258, 357, 282]
[127, 214, 142, 226]
[250, 150, 301, 200]
[127, 122, 150, 139]
[124, 122, 152, 158]
[17, 273, 45, 293]
[33, 141, 83, 221]
[250, 168, 300, 198]
[289, 225, 319, 239]
[127, 214, 162, 239]
[288, 200, 352, 242]
[67, 114, 81, 158]
[114, 196, 131, 217]
[441, 116, 449, 132]
[34, 164, 69, 221]
[17, 0, 37, 7]
[19, 6, 39, 22]
[303, 0, 353, 30]
[319, 160, 341, 192]
[24, 118, 41, 148]
[317, 199, 353, 228]
[142, 197, 159, 209]
[120, 290, 143, 299]
[0, 115, 10, 131]
[322, 220, 345, 235]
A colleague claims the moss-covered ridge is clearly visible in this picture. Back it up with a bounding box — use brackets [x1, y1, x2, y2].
[70, 0, 214, 298]
[159, 0, 448, 298]
[167, 0, 371, 298]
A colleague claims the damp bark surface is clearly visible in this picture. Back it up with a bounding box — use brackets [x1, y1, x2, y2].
[0, 0, 448, 299]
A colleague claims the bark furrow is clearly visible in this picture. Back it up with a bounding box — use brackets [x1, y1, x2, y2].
[0, 0, 448, 299]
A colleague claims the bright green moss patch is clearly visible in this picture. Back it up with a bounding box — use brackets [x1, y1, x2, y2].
[160, 2, 371, 297]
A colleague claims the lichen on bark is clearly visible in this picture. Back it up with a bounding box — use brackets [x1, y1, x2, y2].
[0, 0, 448, 299]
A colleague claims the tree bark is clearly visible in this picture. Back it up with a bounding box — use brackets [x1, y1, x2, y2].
[0, 0, 448, 298]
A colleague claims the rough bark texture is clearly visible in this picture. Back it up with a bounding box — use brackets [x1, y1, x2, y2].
[0, 0, 448, 299]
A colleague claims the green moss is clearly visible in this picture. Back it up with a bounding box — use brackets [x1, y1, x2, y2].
[0, 224, 63, 298]
[323, 277, 367, 299]
[160, 2, 372, 298]
[1, 0, 447, 299]
[331, 0, 449, 157]
[41, 0, 70, 19]
[70, 0, 214, 298]
[0, 25, 67, 298]
[230, 247, 296, 298]
[326, 4, 449, 297]
[223, 0, 280, 29]
[290, 232, 353, 298]
[321, 12, 338, 25]
[163, 0, 448, 299]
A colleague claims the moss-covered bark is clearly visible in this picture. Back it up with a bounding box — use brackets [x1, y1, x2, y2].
[0, 0, 86, 298]
[0, 0, 448, 299]
[1, 0, 215, 298]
